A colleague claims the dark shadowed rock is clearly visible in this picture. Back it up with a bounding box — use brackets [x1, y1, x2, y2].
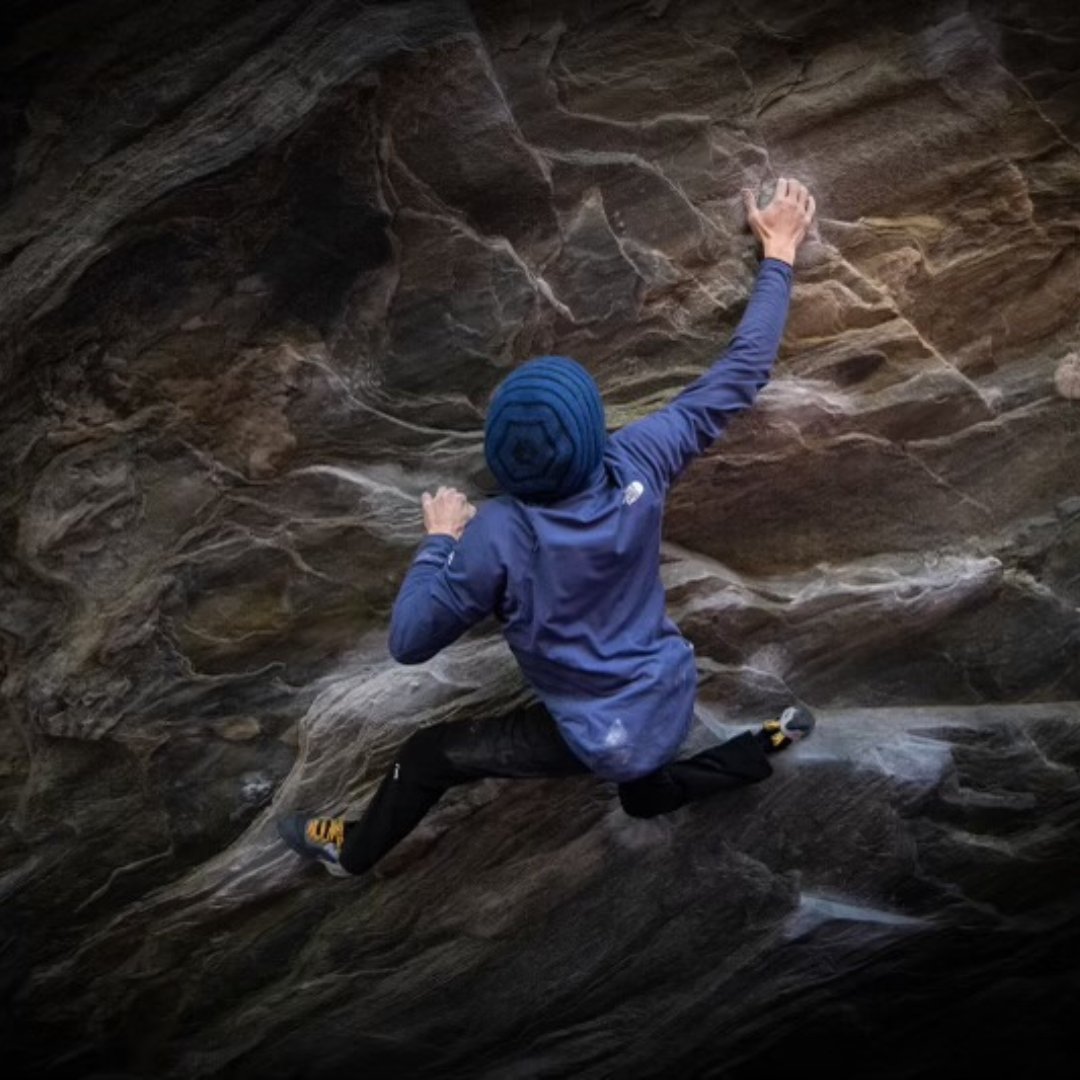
[1, 1, 1078, 1077]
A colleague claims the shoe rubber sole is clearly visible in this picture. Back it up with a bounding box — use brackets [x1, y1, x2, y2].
[277, 814, 352, 878]
[762, 705, 816, 752]
[779, 704, 815, 741]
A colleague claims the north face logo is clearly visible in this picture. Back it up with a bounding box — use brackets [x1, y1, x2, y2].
[623, 481, 645, 505]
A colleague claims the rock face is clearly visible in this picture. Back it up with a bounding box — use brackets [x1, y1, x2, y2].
[1, 1, 1078, 1076]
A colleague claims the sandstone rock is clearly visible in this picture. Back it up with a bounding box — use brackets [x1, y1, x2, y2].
[1, 1, 1078, 1077]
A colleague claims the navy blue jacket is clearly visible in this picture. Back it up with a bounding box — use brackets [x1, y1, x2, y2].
[388, 258, 794, 780]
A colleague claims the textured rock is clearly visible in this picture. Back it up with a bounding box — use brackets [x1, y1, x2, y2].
[0, 0, 1078, 1076]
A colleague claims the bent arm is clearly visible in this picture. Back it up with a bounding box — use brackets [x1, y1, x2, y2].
[388, 515, 504, 665]
[611, 257, 794, 489]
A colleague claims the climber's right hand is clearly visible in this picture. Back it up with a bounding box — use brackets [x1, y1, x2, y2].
[741, 177, 816, 267]
[422, 485, 477, 541]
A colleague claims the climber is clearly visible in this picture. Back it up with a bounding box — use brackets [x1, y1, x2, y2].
[278, 177, 818, 876]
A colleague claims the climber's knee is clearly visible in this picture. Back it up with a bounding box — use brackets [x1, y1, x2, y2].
[618, 780, 679, 819]
[396, 724, 449, 784]
[619, 797, 664, 820]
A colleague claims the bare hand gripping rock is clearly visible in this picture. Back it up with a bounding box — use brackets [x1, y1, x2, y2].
[279, 179, 819, 877]
[743, 176, 816, 267]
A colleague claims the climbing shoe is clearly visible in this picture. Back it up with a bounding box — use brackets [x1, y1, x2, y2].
[277, 814, 352, 877]
[760, 704, 816, 753]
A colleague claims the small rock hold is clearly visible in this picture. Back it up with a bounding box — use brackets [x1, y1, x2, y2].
[1054, 353, 1080, 400]
[239, 772, 273, 804]
[218, 716, 262, 741]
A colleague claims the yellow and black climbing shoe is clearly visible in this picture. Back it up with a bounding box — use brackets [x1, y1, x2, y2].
[760, 705, 816, 754]
[277, 814, 352, 877]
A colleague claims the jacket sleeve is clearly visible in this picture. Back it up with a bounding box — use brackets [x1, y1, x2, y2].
[609, 257, 794, 491]
[387, 506, 505, 665]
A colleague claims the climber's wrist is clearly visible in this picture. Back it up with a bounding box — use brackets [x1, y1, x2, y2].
[762, 242, 797, 267]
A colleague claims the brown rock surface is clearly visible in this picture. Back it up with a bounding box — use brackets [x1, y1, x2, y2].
[1, 1, 1078, 1076]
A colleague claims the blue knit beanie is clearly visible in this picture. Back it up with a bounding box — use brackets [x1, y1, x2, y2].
[484, 355, 606, 502]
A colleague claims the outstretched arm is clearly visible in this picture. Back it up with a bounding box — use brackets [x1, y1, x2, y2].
[610, 178, 815, 491]
[388, 487, 503, 665]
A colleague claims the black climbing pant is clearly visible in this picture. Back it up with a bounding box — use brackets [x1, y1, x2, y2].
[338, 702, 773, 875]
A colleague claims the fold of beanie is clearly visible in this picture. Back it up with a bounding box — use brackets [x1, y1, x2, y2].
[484, 356, 606, 501]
